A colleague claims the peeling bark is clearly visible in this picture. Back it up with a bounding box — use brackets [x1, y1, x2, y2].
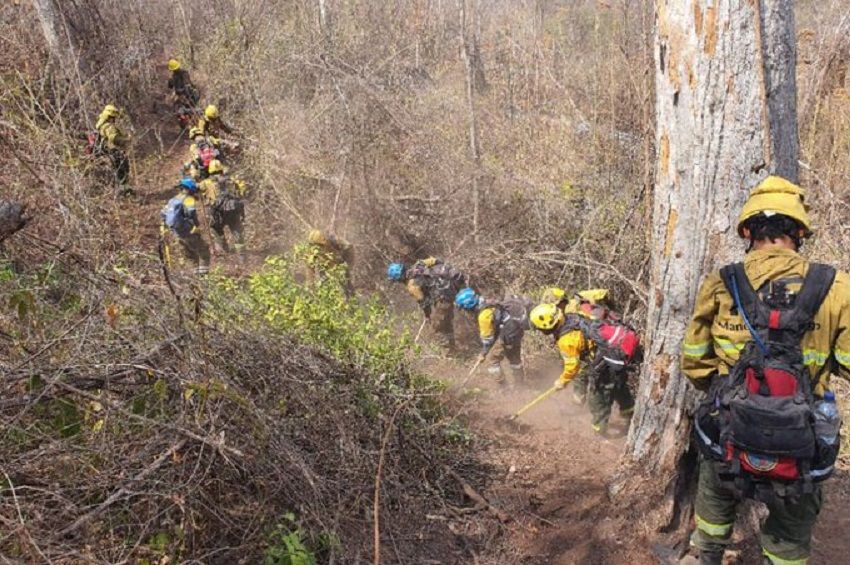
[31, 0, 62, 58]
[619, 0, 798, 531]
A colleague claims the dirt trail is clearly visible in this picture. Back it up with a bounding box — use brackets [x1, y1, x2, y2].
[117, 105, 269, 279]
[419, 354, 653, 564]
[422, 352, 850, 565]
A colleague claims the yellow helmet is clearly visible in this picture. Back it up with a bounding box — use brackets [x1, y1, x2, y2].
[168, 59, 181, 72]
[577, 288, 609, 303]
[308, 229, 328, 246]
[101, 104, 119, 118]
[529, 303, 565, 331]
[737, 176, 812, 237]
[543, 287, 567, 303]
[207, 159, 224, 174]
[204, 105, 219, 120]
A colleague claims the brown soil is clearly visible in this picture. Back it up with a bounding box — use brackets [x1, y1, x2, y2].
[417, 353, 653, 564]
[420, 352, 850, 565]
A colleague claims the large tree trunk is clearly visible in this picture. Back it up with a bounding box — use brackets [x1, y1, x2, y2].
[617, 0, 798, 532]
[31, 0, 62, 58]
[30, 0, 93, 73]
[460, 0, 484, 245]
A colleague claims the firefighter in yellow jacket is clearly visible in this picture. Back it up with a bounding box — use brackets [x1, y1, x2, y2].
[387, 258, 468, 353]
[198, 160, 246, 255]
[544, 287, 611, 403]
[305, 229, 354, 295]
[682, 176, 850, 565]
[182, 127, 220, 180]
[529, 303, 635, 435]
[196, 105, 236, 148]
[455, 288, 532, 384]
[95, 104, 132, 194]
[160, 178, 210, 275]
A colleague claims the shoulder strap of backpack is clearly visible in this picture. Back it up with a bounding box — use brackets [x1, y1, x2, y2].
[720, 262, 770, 355]
[720, 263, 759, 313]
[793, 264, 836, 324]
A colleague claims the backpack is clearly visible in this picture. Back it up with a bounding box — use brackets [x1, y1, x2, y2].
[693, 262, 839, 500]
[162, 195, 192, 236]
[212, 177, 243, 214]
[492, 295, 534, 344]
[577, 300, 622, 322]
[582, 318, 640, 368]
[86, 131, 105, 157]
[409, 259, 467, 301]
[196, 142, 219, 169]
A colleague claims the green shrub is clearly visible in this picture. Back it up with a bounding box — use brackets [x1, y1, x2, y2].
[208, 255, 412, 375]
[264, 514, 318, 565]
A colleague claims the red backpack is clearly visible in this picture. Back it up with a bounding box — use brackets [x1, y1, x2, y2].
[86, 131, 105, 156]
[197, 142, 218, 168]
[583, 319, 640, 367]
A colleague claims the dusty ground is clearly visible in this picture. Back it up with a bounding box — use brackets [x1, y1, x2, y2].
[418, 351, 653, 564]
[419, 346, 850, 565]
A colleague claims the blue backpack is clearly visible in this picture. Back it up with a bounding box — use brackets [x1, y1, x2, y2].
[162, 195, 192, 236]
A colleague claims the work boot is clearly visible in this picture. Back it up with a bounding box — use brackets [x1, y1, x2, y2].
[509, 364, 525, 386]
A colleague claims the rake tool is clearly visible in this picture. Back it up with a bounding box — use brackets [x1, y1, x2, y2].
[457, 354, 487, 388]
[508, 385, 560, 421]
[413, 318, 428, 344]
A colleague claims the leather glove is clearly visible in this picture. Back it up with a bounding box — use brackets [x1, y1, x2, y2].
[553, 378, 567, 391]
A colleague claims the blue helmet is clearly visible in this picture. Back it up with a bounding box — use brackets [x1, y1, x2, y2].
[180, 177, 198, 193]
[387, 262, 405, 281]
[455, 287, 479, 310]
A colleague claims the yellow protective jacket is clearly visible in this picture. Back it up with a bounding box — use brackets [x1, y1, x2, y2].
[478, 295, 532, 352]
[405, 257, 440, 305]
[198, 177, 219, 206]
[96, 119, 129, 150]
[682, 248, 850, 395]
[197, 116, 233, 142]
[306, 235, 353, 270]
[478, 307, 498, 344]
[544, 287, 609, 314]
[553, 316, 594, 385]
[406, 279, 425, 302]
[199, 174, 247, 206]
